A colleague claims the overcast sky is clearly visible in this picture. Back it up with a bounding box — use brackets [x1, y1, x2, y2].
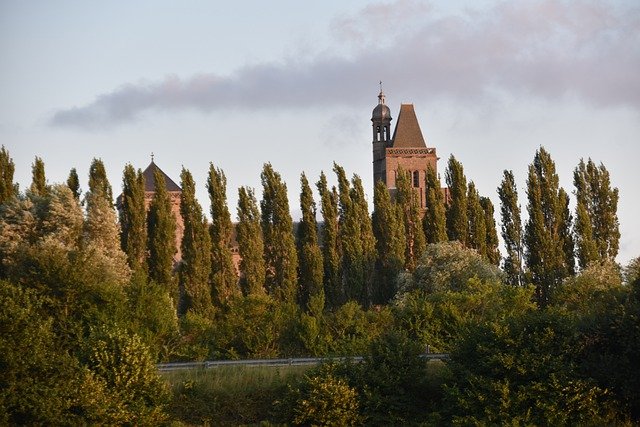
[1, 0, 638, 264]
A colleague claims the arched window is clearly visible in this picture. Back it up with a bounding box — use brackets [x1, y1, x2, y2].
[413, 170, 420, 187]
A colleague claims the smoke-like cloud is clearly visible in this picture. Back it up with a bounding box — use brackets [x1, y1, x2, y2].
[50, 0, 640, 129]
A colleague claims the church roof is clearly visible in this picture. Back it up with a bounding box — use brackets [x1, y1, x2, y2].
[142, 161, 181, 192]
[391, 104, 427, 148]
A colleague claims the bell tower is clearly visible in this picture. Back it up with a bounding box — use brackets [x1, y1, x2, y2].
[372, 86, 392, 185]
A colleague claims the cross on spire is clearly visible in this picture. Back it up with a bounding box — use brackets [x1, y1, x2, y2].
[151, 152, 155, 163]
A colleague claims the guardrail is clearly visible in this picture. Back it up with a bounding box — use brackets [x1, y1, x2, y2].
[157, 353, 449, 372]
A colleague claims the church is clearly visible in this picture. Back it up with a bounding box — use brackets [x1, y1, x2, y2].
[371, 89, 442, 210]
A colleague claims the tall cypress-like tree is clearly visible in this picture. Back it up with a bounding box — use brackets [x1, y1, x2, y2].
[0, 146, 15, 203]
[480, 196, 501, 265]
[296, 173, 324, 309]
[445, 155, 468, 245]
[66, 168, 81, 200]
[261, 163, 298, 303]
[351, 174, 376, 307]
[207, 164, 238, 305]
[498, 170, 524, 286]
[559, 188, 575, 276]
[573, 158, 620, 268]
[179, 168, 213, 316]
[88, 158, 113, 202]
[236, 186, 266, 296]
[524, 147, 571, 306]
[372, 179, 405, 304]
[396, 167, 426, 271]
[423, 165, 447, 244]
[120, 164, 147, 274]
[316, 172, 342, 309]
[466, 181, 487, 259]
[148, 167, 177, 293]
[30, 156, 47, 196]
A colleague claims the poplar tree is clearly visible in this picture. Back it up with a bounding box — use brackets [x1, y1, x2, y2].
[372, 179, 405, 304]
[66, 168, 81, 200]
[559, 188, 576, 276]
[573, 158, 620, 268]
[296, 173, 324, 309]
[179, 168, 213, 316]
[423, 165, 447, 244]
[30, 156, 47, 196]
[260, 163, 298, 303]
[207, 164, 238, 305]
[317, 172, 342, 309]
[0, 146, 16, 204]
[147, 167, 177, 292]
[236, 186, 266, 296]
[445, 155, 468, 245]
[88, 158, 113, 202]
[498, 170, 524, 286]
[466, 181, 487, 258]
[351, 174, 376, 307]
[396, 167, 426, 271]
[480, 196, 501, 266]
[524, 147, 571, 306]
[120, 164, 147, 274]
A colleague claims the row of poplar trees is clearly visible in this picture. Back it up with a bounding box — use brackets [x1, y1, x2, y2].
[0, 144, 620, 312]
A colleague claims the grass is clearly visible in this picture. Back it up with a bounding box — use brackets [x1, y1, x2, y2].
[162, 365, 311, 426]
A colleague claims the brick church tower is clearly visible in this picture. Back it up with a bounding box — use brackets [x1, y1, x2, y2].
[372, 89, 440, 210]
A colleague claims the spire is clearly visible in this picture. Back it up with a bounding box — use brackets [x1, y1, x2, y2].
[391, 104, 426, 148]
[378, 80, 386, 105]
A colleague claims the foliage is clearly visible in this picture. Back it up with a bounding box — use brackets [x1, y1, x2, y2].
[0, 145, 15, 203]
[317, 171, 343, 309]
[574, 158, 620, 267]
[147, 166, 177, 294]
[396, 166, 426, 271]
[66, 167, 81, 200]
[480, 196, 500, 265]
[120, 164, 148, 274]
[297, 172, 324, 308]
[180, 167, 213, 316]
[444, 310, 622, 425]
[466, 181, 487, 258]
[498, 169, 524, 286]
[397, 241, 503, 295]
[372, 179, 405, 304]
[423, 164, 447, 244]
[445, 155, 468, 245]
[261, 163, 299, 303]
[87, 157, 113, 202]
[524, 147, 574, 306]
[236, 186, 266, 295]
[30, 156, 47, 196]
[207, 163, 239, 304]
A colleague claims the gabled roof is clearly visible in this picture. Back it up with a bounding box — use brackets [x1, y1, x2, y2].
[142, 161, 181, 192]
[391, 104, 427, 148]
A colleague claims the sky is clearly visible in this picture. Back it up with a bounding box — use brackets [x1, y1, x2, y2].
[1, 0, 639, 265]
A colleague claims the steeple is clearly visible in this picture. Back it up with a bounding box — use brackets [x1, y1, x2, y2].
[372, 85, 393, 184]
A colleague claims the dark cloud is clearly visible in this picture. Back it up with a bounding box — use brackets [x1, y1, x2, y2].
[50, 0, 640, 129]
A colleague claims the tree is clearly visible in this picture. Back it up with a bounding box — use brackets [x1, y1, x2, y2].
[261, 163, 298, 303]
[66, 168, 81, 200]
[559, 188, 576, 276]
[179, 168, 213, 316]
[423, 165, 447, 244]
[147, 167, 176, 293]
[396, 167, 426, 271]
[119, 164, 147, 274]
[297, 173, 324, 309]
[317, 171, 342, 309]
[445, 155, 468, 245]
[466, 181, 487, 258]
[236, 186, 266, 296]
[30, 156, 47, 196]
[88, 158, 113, 203]
[206, 164, 238, 305]
[0, 146, 16, 203]
[498, 170, 524, 286]
[372, 179, 405, 304]
[573, 158, 620, 268]
[334, 163, 374, 306]
[524, 147, 572, 306]
[481, 196, 500, 265]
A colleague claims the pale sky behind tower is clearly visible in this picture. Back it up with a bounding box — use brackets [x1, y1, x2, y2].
[1, 0, 639, 265]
